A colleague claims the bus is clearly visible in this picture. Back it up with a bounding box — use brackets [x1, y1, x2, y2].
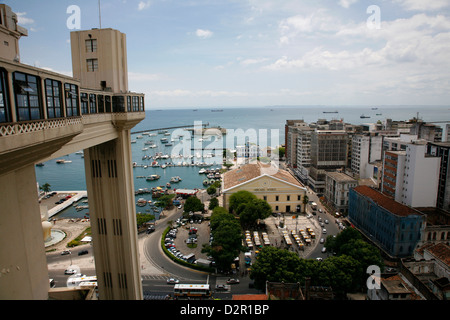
[66, 276, 98, 288]
[173, 284, 211, 299]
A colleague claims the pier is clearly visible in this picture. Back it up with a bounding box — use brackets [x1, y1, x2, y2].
[40, 191, 88, 219]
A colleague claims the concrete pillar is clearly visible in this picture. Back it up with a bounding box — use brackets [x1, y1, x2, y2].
[84, 128, 142, 300]
[0, 164, 49, 299]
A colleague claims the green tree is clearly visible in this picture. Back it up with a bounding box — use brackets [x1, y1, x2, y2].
[202, 209, 242, 271]
[136, 213, 155, 227]
[154, 194, 174, 210]
[250, 246, 302, 289]
[40, 183, 51, 195]
[228, 190, 257, 214]
[210, 206, 236, 231]
[238, 198, 272, 228]
[206, 185, 217, 196]
[313, 255, 360, 298]
[302, 194, 309, 213]
[208, 197, 219, 211]
[325, 227, 383, 291]
[277, 147, 285, 160]
[183, 196, 204, 213]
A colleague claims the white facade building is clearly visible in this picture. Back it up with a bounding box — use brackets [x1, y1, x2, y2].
[382, 140, 440, 208]
[351, 134, 382, 179]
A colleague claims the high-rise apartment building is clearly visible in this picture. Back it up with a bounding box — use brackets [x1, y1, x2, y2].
[285, 120, 307, 168]
[427, 142, 450, 211]
[351, 133, 382, 179]
[309, 130, 348, 193]
[381, 140, 440, 208]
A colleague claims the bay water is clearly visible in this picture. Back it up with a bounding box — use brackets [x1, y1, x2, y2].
[35, 105, 449, 218]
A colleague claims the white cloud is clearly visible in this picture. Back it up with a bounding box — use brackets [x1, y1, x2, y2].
[195, 29, 213, 39]
[278, 10, 339, 44]
[138, 1, 151, 11]
[240, 58, 269, 66]
[16, 12, 34, 25]
[393, 0, 450, 11]
[338, 0, 359, 9]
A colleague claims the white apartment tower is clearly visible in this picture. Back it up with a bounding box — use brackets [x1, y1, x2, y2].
[351, 134, 382, 179]
[382, 140, 440, 207]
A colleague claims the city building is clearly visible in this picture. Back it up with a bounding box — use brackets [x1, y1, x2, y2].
[351, 133, 382, 179]
[0, 4, 145, 299]
[367, 274, 422, 300]
[222, 162, 307, 213]
[285, 120, 307, 169]
[427, 141, 450, 211]
[308, 129, 348, 193]
[348, 186, 426, 258]
[381, 139, 440, 208]
[324, 171, 357, 214]
[401, 242, 450, 300]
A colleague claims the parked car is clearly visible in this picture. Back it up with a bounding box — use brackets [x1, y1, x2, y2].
[215, 284, 228, 291]
[61, 250, 71, 255]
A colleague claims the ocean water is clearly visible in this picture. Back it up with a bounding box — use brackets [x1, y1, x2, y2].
[35, 105, 449, 218]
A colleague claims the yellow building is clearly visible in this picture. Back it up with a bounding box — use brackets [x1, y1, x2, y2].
[223, 162, 307, 213]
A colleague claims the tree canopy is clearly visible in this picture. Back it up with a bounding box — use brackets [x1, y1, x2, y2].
[202, 206, 243, 272]
[250, 227, 384, 297]
[183, 196, 204, 213]
[228, 190, 257, 214]
[228, 190, 272, 227]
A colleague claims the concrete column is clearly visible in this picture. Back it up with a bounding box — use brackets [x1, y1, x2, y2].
[0, 164, 49, 299]
[84, 128, 142, 300]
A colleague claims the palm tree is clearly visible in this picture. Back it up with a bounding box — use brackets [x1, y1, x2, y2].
[40, 183, 51, 196]
[302, 194, 309, 214]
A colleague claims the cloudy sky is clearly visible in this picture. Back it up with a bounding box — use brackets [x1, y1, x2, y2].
[3, 0, 450, 109]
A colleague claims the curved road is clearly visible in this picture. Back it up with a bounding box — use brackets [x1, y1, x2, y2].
[142, 208, 210, 282]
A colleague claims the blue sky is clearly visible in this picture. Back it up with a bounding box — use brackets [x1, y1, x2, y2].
[3, 0, 450, 109]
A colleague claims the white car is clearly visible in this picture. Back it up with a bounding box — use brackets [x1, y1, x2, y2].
[166, 278, 179, 284]
[64, 268, 77, 275]
[322, 228, 327, 234]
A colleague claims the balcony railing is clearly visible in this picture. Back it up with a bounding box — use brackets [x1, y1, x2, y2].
[0, 117, 83, 137]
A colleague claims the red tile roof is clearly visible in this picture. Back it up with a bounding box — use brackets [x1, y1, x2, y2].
[223, 162, 304, 190]
[426, 243, 450, 266]
[353, 185, 423, 217]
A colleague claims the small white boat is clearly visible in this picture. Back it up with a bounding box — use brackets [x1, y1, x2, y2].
[56, 159, 72, 164]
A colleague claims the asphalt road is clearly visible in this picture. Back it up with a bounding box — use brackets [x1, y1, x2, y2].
[47, 186, 341, 296]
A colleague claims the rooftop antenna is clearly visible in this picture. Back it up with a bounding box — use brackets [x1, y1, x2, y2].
[98, 0, 102, 29]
